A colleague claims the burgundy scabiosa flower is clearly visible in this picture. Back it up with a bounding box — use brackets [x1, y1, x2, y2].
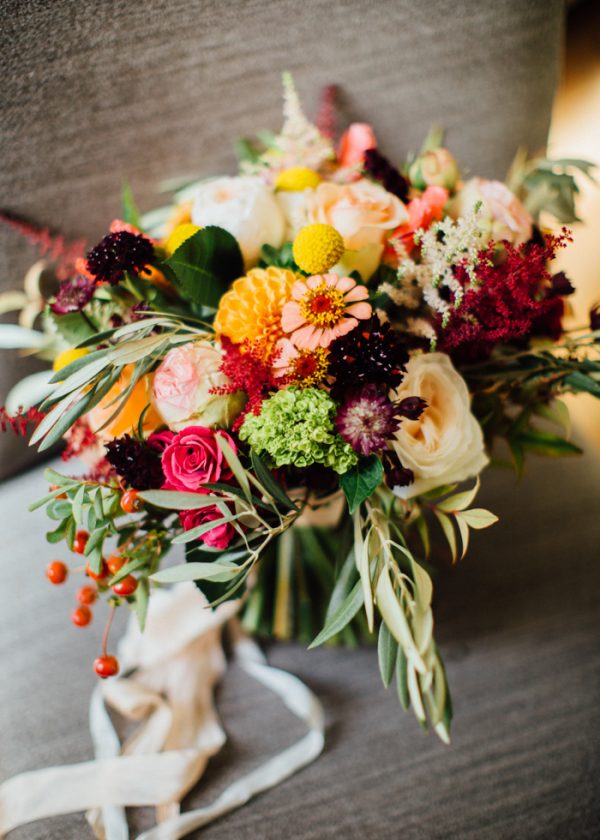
[363, 149, 409, 202]
[50, 275, 95, 314]
[590, 302, 600, 332]
[328, 316, 409, 399]
[105, 432, 170, 490]
[382, 452, 414, 488]
[85, 230, 154, 285]
[335, 386, 401, 456]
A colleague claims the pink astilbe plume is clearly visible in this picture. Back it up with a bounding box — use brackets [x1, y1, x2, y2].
[438, 231, 572, 362]
[0, 211, 86, 281]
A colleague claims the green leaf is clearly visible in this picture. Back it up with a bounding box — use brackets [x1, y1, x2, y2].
[161, 226, 243, 308]
[565, 371, 600, 399]
[433, 510, 457, 562]
[378, 622, 398, 688]
[49, 311, 96, 345]
[135, 577, 149, 631]
[250, 449, 297, 511]
[121, 179, 141, 228]
[396, 648, 410, 710]
[340, 456, 383, 514]
[138, 490, 224, 510]
[459, 508, 499, 529]
[46, 518, 69, 544]
[72, 484, 86, 527]
[515, 429, 582, 457]
[151, 561, 239, 584]
[216, 436, 251, 502]
[308, 580, 364, 649]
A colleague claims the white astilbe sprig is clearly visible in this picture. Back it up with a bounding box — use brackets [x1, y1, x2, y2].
[242, 72, 335, 176]
[395, 206, 485, 328]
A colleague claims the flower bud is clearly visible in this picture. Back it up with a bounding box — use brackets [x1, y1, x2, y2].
[409, 148, 459, 192]
[590, 302, 600, 332]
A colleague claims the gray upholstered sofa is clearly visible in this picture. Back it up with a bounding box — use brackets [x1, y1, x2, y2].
[2, 2, 599, 838]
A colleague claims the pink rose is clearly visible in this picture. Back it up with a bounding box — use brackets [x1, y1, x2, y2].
[152, 341, 244, 431]
[451, 178, 533, 245]
[161, 426, 236, 492]
[337, 123, 377, 168]
[180, 505, 235, 550]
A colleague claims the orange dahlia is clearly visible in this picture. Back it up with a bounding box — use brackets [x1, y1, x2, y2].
[213, 266, 297, 355]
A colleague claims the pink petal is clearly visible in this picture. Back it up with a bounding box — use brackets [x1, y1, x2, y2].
[292, 281, 307, 300]
[291, 324, 319, 349]
[344, 285, 369, 302]
[335, 318, 359, 337]
[281, 302, 305, 332]
[307, 275, 323, 289]
[345, 301, 372, 319]
[335, 276, 356, 293]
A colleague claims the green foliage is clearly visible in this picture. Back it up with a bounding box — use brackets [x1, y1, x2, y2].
[340, 455, 383, 514]
[258, 242, 300, 272]
[161, 226, 243, 309]
[507, 153, 596, 224]
[121, 179, 141, 229]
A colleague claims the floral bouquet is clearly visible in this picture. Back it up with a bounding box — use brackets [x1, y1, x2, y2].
[2, 75, 599, 752]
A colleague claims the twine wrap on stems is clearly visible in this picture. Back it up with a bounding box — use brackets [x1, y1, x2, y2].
[0, 583, 325, 840]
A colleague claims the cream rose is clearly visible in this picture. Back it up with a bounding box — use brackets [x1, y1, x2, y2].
[390, 352, 488, 499]
[304, 179, 408, 251]
[152, 341, 245, 431]
[191, 176, 285, 267]
[451, 178, 532, 245]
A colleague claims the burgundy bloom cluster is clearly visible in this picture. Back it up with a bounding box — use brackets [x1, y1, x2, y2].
[438, 232, 573, 362]
[362, 148, 409, 202]
[0, 405, 45, 437]
[85, 230, 155, 285]
[50, 275, 95, 315]
[105, 432, 170, 490]
[328, 317, 426, 481]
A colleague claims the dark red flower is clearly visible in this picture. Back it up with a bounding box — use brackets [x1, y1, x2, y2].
[50, 275, 95, 314]
[363, 149, 409, 202]
[179, 504, 235, 550]
[335, 386, 400, 456]
[105, 432, 169, 490]
[213, 337, 278, 430]
[86, 230, 154, 285]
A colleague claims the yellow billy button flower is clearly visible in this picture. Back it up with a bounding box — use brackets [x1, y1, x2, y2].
[52, 347, 89, 373]
[293, 223, 345, 275]
[165, 223, 202, 256]
[275, 167, 321, 192]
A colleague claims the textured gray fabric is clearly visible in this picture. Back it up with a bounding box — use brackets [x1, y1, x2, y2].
[1, 450, 598, 839]
[0, 0, 563, 477]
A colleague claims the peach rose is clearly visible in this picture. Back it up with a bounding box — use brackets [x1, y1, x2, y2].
[451, 178, 533, 245]
[304, 179, 408, 252]
[152, 341, 244, 431]
[390, 353, 488, 499]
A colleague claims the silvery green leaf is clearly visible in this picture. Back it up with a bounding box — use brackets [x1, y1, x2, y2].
[139, 490, 224, 510]
[308, 580, 364, 649]
[377, 622, 398, 688]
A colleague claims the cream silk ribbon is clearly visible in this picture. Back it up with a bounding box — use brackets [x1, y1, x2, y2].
[0, 583, 325, 839]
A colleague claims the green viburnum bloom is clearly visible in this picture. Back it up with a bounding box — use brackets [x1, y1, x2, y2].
[239, 387, 358, 474]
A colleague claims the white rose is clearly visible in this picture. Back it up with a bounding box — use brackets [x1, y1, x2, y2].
[191, 176, 285, 267]
[390, 352, 488, 499]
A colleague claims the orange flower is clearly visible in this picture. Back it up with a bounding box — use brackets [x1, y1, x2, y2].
[213, 266, 297, 355]
[87, 365, 161, 441]
[281, 273, 371, 350]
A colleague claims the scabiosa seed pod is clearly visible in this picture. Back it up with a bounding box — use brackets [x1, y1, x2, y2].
[86, 231, 155, 285]
[105, 433, 167, 490]
[363, 149, 409, 202]
[328, 316, 409, 399]
[397, 396, 428, 421]
[335, 385, 400, 456]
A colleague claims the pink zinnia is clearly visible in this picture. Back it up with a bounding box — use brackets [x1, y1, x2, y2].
[281, 273, 371, 350]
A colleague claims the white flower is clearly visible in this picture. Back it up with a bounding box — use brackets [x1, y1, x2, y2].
[390, 352, 488, 499]
[191, 176, 285, 267]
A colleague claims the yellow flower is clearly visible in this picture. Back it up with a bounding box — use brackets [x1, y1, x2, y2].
[52, 347, 89, 373]
[213, 266, 297, 355]
[275, 167, 321, 192]
[292, 223, 344, 275]
[165, 223, 202, 255]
